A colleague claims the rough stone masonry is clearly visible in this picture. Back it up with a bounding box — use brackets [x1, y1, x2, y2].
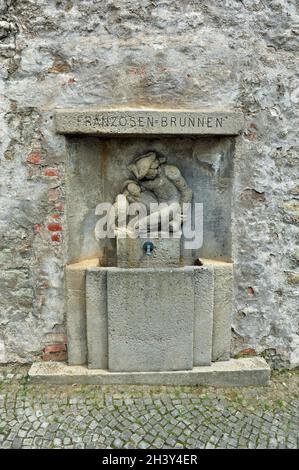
[0, 0, 298, 368]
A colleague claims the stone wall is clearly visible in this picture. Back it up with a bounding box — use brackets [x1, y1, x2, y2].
[0, 0, 298, 368]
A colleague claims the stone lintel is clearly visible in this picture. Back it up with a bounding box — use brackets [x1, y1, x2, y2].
[55, 108, 244, 136]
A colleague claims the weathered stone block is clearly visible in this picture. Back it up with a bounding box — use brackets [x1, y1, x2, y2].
[117, 236, 181, 268]
[28, 357, 271, 387]
[65, 287, 86, 366]
[193, 266, 214, 366]
[107, 267, 194, 372]
[65, 259, 99, 365]
[209, 261, 233, 362]
[85, 268, 108, 369]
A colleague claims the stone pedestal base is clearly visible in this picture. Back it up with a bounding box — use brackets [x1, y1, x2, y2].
[65, 260, 233, 371]
[28, 357, 270, 387]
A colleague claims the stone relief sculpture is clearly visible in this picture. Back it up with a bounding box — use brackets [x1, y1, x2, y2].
[109, 151, 193, 237]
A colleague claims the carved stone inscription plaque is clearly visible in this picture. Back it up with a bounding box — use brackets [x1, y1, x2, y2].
[55, 109, 244, 136]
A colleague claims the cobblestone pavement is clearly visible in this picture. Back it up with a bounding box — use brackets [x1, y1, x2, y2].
[0, 366, 298, 449]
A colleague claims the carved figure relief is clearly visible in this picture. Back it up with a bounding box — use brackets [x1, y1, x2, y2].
[109, 152, 192, 236]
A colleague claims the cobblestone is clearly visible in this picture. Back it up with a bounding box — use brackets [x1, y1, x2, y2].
[0, 366, 298, 449]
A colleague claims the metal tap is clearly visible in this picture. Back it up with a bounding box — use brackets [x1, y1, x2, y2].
[143, 241, 154, 256]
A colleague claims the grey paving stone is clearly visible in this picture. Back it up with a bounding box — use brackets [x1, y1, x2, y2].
[0, 366, 298, 449]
